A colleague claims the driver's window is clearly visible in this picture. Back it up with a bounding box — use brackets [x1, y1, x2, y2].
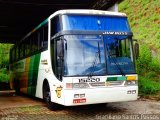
[56, 39, 64, 80]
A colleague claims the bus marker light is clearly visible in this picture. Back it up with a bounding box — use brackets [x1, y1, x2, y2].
[127, 76, 136, 81]
[73, 98, 86, 104]
[66, 83, 72, 88]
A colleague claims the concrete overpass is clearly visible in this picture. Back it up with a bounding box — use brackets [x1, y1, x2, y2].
[0, 0, 122, 44]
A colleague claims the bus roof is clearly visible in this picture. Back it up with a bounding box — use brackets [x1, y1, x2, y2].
[49, 9, 127, 19]
[22, 9, 127, 41]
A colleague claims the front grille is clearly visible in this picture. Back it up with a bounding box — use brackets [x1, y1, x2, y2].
[108, 81, 124, 86]
[89, 82, 105, 87]
[89, 81, 124, 87]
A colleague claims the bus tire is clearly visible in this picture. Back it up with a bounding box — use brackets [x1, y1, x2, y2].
[43, 82, 59, 110]
[14, 79, 20, 94]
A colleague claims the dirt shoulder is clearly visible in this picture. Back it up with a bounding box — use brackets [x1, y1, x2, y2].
[0, 91, 160, 120]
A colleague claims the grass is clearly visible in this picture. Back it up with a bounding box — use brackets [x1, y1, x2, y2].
[139, 75, 160, 95]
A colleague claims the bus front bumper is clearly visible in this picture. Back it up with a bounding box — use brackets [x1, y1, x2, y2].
[63, 86, 138, 106]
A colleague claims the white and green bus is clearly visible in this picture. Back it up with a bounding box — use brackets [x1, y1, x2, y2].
[9, 10, 138, 109]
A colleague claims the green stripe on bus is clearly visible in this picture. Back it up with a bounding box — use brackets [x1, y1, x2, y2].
[28, 53, 41, 96]
[117, 76, 126, 81]
[107, 76, 127, 81]
[107, 77, 117, 81]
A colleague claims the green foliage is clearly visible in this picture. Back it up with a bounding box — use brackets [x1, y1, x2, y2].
[0, 44, 12, 83]
[149, 57, 160, 72]
[0, 44, 12, 68]
[0, 68, 10, 83]
[139, 76, 160, 95]
[136, 44, 152, 73]
[145, 71, 158, 79]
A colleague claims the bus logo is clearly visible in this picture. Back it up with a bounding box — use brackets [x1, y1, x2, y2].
[55, 86, 63, 98]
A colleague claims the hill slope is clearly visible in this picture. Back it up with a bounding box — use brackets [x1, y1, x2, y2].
[119, 0, 160, 70]
[119, 0, 160, 48]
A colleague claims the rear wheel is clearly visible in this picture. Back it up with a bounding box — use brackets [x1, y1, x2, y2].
[43, 82, 59, 110]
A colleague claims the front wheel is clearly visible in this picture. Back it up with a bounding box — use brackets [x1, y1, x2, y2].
[43, 83, 59, 110]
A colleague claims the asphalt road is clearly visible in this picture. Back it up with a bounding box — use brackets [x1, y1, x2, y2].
[0, 91, 160, 120]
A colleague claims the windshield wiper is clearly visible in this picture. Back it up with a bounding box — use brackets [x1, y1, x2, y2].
[88, 42, 101, 78]
[108, 56, 125, 76]
[106, 44, 125, 76]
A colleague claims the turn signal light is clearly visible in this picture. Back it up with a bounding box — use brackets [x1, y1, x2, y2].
[127, 76, 137, 81]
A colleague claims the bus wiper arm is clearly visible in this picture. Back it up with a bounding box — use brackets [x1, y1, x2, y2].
[109, 56, 125, 76]
[88, 51, 100, 78]
[88, 42, 101, 78]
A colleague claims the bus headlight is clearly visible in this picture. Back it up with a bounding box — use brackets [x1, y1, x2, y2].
[66, 83, 89, 89]
[125, 81, 137, 85]
[74, 94, 79, 98]
[73, 83, 89, 88]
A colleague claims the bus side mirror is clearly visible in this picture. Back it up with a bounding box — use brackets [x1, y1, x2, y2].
[133, 39, 139, 59]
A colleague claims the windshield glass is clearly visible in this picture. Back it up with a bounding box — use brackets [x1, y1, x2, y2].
[63, 35, 106, 76]
[104, 35, 135, 75]
[61, 35, 135, 77]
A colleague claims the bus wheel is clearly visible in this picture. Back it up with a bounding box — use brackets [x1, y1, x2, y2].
[43, 83, 59, 110]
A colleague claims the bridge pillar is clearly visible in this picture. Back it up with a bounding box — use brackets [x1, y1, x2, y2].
[107, 2, 118, 12]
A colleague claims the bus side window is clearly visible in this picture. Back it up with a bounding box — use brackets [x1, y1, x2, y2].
[39, 28, 43, 49]
[13, 48, 16, 62]
[11, 48, 15, 62]
[15, 46, 19, 61]
[51, 40, 55, 72]
[31, 33, 38, 53]
[9, 50, 12, 63]
[56, 39, 64, 80]
[43, 24, 48, 47]
[25, 38, 30, 56]
[19, 43, 23, 58]
[39, 24, 48, 49]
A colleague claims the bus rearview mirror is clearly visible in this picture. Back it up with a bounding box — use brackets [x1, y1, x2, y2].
[133, 40, 139, 59]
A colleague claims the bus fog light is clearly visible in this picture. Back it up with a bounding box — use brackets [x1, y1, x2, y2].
[127, 90, 136, 94]
[131, 81, 136, 84]
[127, 90, 131, 94]
[80, 93, 85, 98]
[74, 94, 79, 98]
[132, 90, 136, 94]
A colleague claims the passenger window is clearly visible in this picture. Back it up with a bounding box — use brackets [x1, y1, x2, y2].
[39, 24, 48, 49]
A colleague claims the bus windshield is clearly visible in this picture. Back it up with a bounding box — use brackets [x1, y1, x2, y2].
[63, 35, 135, 76]
[63, 35, 106, 76]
